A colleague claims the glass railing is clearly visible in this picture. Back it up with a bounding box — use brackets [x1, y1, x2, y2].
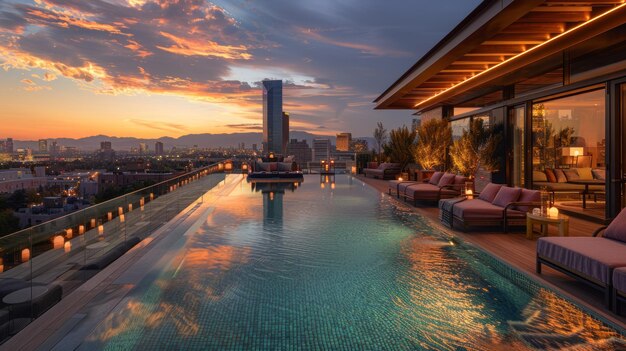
[0, 162, 227, 340]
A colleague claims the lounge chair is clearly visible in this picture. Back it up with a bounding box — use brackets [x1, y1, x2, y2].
[363, 163, 402, 180]
[403, 173, 466, 206]
[537, 207, 626, 307]
[449, 183, 540, 232]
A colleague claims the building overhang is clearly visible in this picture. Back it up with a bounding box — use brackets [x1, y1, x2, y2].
[375, 0, 626, 113]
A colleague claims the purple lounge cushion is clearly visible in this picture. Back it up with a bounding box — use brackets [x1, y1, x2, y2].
[537, 237, 626, 285]
[437, 173, 456, 187]
[478, 183, 503, 203]
[454, 175, 466, 185]
[554, 169, 568, 183]
[614, 267, 626, 294]
[604, 208, 626, 243]
[404, 183, 441, 200]
[515, 189, 540, 212]
[428, 172, 444, 185]
[453, 199, 504, 219]
[492, 186, 521, 208]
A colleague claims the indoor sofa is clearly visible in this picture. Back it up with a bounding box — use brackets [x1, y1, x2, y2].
[532, 168, 605, 204]
[536, 207, 626, 307]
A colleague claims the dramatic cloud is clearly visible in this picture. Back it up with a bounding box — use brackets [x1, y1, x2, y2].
[0, 0, 480, 137]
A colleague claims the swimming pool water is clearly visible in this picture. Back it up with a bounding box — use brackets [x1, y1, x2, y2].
[81, 175, 625, 350]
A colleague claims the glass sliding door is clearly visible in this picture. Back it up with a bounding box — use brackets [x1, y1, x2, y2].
[508, 106, 525, 187]
[608, 81, 626, 219]
[531, 89, 606, 220]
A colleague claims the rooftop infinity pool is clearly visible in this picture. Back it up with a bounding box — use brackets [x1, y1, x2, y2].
[78, 175, 624, 350]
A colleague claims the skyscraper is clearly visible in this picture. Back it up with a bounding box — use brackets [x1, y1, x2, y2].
[6, 138, 13, 154]
[139, 143, 148, 154]
[262, 80, 284, 155]
[100, 141, 112, 150]
[155, 141, 164, 156]
[336, 133, 352, 152]
[282, 112, 289, 154]
[38, 139, 48, 153]
[312, 139, 331, 161]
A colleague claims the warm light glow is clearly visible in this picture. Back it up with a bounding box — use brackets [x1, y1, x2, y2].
[549, 207, 559, 218]
[398, 177, 404, 181]
[53, 235, 65, 249]
[64, 241, 71, 253]
[242, 163, 248, 171]
[108, 212, 113, 221]
[120, 214, 125, 223]
[21, 248, 31, 262]
[79, 225, 85, 234]
[150, 193, 154, 201]
[331, 183, 336, 190]
[66, 228, 73, 238]
[0, 258, 3, 273]
[351, 166, 357, 174]
[118, 207, 124, 215]
[98, 225, 104, 235]
[321, 182, 325, 189]
[140, 197, 145, 206]
[91, 218, 96, 228]
[413, 3, 626, 109]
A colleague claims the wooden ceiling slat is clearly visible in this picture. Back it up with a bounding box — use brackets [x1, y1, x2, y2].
[501, 22, 566, 33]
[532, 6, 593, 12]
[517, 11, 591, 22]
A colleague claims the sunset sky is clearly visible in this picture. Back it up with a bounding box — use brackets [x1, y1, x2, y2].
[0, 0, 479, 140]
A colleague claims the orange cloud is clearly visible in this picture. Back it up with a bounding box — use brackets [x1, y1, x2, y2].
[157, 31, 252, 60]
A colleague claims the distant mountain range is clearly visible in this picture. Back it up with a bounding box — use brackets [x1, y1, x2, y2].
[13, 132, 375, 151]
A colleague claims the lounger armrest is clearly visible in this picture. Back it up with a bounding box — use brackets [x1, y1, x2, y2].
[592, 226, 608, 237]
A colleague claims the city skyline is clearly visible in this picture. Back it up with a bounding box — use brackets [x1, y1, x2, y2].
[0, 0, 479, 140]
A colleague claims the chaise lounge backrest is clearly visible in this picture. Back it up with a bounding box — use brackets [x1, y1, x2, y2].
[602, 207, 626, 243]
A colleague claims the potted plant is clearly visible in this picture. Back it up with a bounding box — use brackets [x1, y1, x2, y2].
[449, 118, 502, 190]
[413, 118, 451, 180]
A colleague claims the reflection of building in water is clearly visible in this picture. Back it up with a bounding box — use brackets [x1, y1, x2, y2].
[250, 181, 301, 226]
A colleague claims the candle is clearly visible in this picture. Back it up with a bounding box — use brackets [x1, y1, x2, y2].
[98, 225, 104, 235]
[21, 248, 30, 262]
[64, 241, 71, 253]
[549, 207, 559, 218]
[53, 235, 64, 249]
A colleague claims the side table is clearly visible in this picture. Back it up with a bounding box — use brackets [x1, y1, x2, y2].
[526, 212, 569, 239]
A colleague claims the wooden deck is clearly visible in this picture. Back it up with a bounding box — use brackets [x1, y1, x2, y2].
[358, 175, 626, 328]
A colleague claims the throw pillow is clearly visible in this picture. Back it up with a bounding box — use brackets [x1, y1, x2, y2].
[545, 169, 557, 183]
[515, 189, 540, 212]
[592, 168, 606, 180]
[478, 183, 503, 203]
[576, 167, 593, 180]
[437, 173, 456, 187]
[554, 169, 568, 183]
[563, 169, 580, 181]
[492, 186, 522, 208]
[428, 172, 444, 185]
[604, 208, 626, 242]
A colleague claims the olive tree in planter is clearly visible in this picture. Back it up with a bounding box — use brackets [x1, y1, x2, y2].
[412, 118, 452, 171]
[383, 125, 416, 173]
[449, 118, 502, 189]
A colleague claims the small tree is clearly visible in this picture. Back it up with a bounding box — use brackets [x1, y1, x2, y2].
[413, 118, 451, 170]
[373, 121, 388, 161]
[449, 118, 502, 178]
[385, 126, 416, 170]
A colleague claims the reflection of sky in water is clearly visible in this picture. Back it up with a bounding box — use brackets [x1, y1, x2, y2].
[83, 175, 624, 350]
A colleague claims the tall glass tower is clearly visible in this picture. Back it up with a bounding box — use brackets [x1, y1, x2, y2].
[262, 80, 283, 155]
